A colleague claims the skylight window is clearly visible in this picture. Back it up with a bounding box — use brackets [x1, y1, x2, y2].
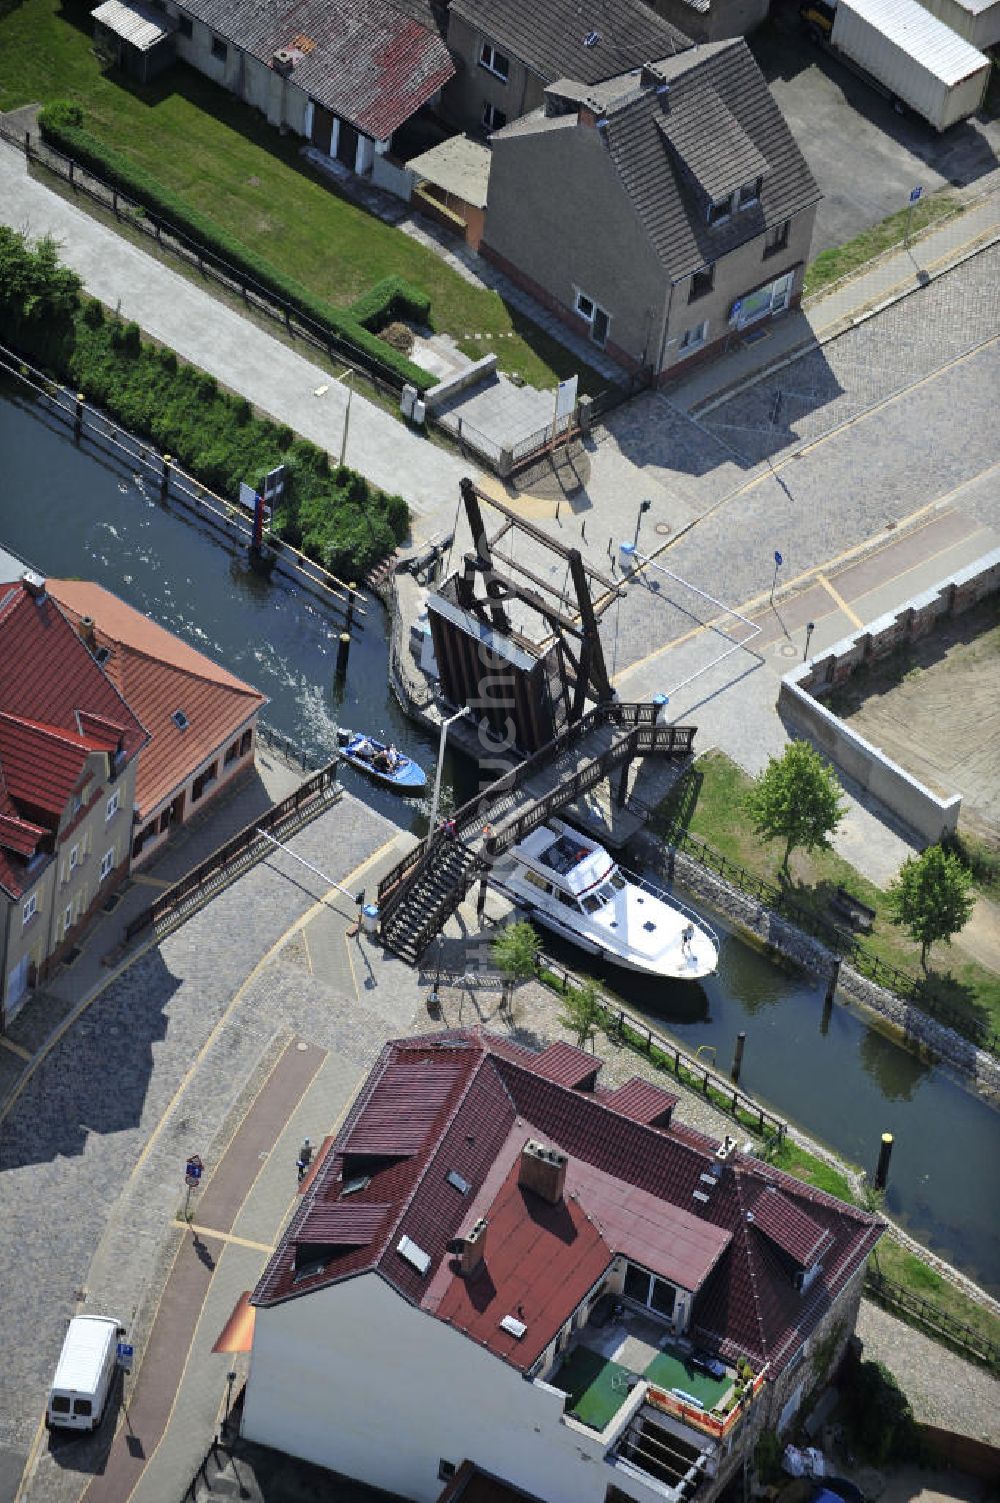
[500, 1314, 527, 1339]
[94, 647, 110, 666]
[583, 29, 600, 46]
[397, 1235, 431, 1275]
[172, 710, 189, 730]
[446, 1170, 470, 1195]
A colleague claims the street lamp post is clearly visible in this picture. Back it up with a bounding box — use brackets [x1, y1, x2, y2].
[803, 621, 815, 661]
[634, 498, 652, 550]
[224, 1369, 237, 1436]
[429, 705, 471, 833]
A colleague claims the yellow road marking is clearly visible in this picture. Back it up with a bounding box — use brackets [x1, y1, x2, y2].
[0, 1036, 31, 1061]
[816, 571, 864, 628]
[301, 926, 314, 975]
[180, 1224, 273, 1254]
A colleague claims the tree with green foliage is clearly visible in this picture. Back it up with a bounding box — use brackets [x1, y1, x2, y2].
[744, 739, 845, 875]
[0, 228, 81, 366]
[887, 843, 974, 970]
[558, 977, 603, 1051]
[491, 920, 539, 981]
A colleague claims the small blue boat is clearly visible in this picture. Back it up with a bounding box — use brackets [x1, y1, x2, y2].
[337, 730, 427, 794]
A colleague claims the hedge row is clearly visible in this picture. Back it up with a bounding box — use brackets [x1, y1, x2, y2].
[349, 275, 431, 331]
[37, 102, 435, 392]
[0, 226, 409, 579]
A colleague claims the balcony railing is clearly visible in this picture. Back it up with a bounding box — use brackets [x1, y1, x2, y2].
[645, 1365, 768, 1441]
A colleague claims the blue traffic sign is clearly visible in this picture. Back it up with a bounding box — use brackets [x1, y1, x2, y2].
[185, 1156, 203, 1182]
[909, 185, 923, 204]
[116, 1342, 134, 1369]
[774, 551, 783, 567]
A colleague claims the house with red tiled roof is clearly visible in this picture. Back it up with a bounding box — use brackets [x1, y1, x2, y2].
[46, 580, 266, 868]
[0, 573, 147, 1024]
[242, 1030, 883, 1503]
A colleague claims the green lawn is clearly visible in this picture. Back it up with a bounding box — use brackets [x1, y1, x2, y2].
[0, 0, 606, 393]
[551, 1347, 633, 1430]
[652, 750, 1000, 1044]
[804, 191, 960, 297]
[643, 1349, 731, 1410]
[873, 1236, 1000, 1361]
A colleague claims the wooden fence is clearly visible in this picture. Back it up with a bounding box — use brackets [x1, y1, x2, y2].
[864, 1268, 1000, 1376]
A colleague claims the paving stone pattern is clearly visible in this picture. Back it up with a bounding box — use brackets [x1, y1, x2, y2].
[0, 793, 402, 1497]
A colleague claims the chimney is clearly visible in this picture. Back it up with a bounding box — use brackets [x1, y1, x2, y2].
[272, 47, 295, 76]
[22, 570, 46, 601]
[518, 1140, 568, 1205]
[456, 1217, 488, 1276]
[78, 614, 96, 650]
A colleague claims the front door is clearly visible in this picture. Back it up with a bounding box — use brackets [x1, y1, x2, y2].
[6, 954, 30, 1018]
[591, 305, 610, 348]
[337, 120, 359, 171]
[311, 103, 334, 156]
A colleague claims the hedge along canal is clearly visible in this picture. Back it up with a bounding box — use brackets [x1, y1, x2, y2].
[3, 390, 999, 1298]
[0, 388, 479, 831]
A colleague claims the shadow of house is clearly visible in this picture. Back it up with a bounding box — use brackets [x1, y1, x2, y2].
[0, 945, 179, 1170]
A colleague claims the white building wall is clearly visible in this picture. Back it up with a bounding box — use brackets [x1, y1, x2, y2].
[242, 1274, 673, 1503]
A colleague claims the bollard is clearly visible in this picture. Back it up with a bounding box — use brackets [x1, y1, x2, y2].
[731, 1031, 746, 1085]
[160, 453, 172, 503]
[335, 632, 351, 683]
[874, 1132, 894, 1190]
[346, 582, 357, 631]
[73, 393, 85, 445]
[821, 990, 833, 1036]
[477, 872, 489, 918]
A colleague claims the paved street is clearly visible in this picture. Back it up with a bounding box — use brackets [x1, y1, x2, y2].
[0, 141, 473, 519]
[0, 791, 416, 1503]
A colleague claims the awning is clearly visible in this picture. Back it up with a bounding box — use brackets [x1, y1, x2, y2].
[91, 0, 177, 50]
[407, 135, 491, 210]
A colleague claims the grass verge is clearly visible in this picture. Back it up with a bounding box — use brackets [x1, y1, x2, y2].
[0, 0, 606, 394]
[652, 750, 1000, 1044]
[804, 191, 960, 297]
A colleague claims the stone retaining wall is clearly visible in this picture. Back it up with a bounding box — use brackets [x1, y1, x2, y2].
[633, 832, 1000, 1102]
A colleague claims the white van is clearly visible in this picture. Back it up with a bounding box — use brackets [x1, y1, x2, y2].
[46, 1315, 124, 1431]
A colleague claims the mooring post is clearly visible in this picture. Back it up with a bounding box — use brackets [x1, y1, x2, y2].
[73, 392, 85, 445]
[346, 582, 357, 631]
[825, 955, 842, 1005]
[731, 1031, 746, 1084]
[335, 632, 351, 684]
[874, 1131, 894, 1190]
[160, 453, 172, 503]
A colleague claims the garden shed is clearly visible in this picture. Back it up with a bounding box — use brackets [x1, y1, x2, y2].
[91, 0, 177, 83]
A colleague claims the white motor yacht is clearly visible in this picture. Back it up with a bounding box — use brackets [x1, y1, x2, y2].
[498, 819, 719, 980]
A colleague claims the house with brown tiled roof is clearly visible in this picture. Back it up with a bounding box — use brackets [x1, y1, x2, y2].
[46, 580, 266, 869]
[0, 574, 147, 1025]
[482, 42, 820, 383]
[242, 1030, 882, 1503]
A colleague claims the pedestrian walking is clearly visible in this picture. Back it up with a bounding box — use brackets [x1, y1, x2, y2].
[296, 1137, 313, 1183]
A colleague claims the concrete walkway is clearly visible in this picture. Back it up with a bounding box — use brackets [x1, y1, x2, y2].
[0, 139, 472, 519]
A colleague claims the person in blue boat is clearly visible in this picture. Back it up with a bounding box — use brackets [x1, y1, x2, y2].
[354, 736, 375, 760]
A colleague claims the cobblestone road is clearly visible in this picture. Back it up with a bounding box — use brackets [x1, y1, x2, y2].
[856, 1301, 1000, 1445]
[0, 792, 406, 1501]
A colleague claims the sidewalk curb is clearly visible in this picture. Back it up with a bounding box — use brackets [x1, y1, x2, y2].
[688, 224, 1000, 420]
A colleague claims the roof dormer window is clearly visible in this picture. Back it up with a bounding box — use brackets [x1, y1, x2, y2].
[707, 196, 731, 227]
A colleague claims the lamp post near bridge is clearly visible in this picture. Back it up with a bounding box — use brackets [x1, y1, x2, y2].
[429, 705, 472, 833]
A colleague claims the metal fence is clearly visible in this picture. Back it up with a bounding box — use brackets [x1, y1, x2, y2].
[124, 761, 340, 941]
[0, 342, 366, 615]
[657, 819, 999, 1056]
[537, 949, 788, 1140]
[864, 1268, 1000, 1375]
[0, 120, 414, 400]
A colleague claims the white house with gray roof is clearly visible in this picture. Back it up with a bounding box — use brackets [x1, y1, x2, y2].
[482, 40, 821, 383]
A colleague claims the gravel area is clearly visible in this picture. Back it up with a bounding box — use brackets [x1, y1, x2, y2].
[856, 1301, 1000, 1446]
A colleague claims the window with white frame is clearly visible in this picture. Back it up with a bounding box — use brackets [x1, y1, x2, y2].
[23, 893, 38, 926]
[478, 42, 509, 81]
[100, 849, 115, 883]
[106, 789, 120, 821]
[481, 101, 507, 131]
[63, 904, 74, 938]
[69, 844, 80, 874]
[574, 289, 610, 348]
[679, 319, 708, 351]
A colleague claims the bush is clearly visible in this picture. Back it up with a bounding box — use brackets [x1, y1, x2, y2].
[37, 107, 435, 392]
[383, 493, 409, 543]
[82, 298, 104, 328]
[380, 320, 415, 355]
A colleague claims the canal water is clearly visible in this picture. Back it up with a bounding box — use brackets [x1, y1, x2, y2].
[1, 391, 998, 1295]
